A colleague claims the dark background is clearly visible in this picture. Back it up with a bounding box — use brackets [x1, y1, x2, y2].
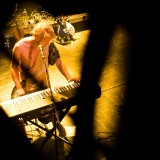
[0, 0, 159, 159]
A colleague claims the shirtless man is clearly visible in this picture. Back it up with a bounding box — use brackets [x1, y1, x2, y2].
[11, 21, 78, 98]
[10, 21, 79, 132]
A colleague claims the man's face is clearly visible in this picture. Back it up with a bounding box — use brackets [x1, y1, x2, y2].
[40, 37, 52, 46]
[34, 29, 44, 42]
[35, 33, 44, 42]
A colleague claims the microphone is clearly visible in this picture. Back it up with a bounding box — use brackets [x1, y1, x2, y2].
[39, 45, 45, 58]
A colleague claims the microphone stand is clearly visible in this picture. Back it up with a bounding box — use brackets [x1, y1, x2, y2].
[39, 45, 59, 160]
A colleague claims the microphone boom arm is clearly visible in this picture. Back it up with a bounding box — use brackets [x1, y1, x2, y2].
[39, 45, 54, 102]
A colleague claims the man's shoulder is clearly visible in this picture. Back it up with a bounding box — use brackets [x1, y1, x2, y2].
[15, 37, 33, 47]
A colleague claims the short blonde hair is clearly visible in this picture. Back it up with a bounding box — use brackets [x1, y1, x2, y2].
[31, 21, 55, 39]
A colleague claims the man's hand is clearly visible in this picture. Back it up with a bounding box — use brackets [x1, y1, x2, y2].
[16, 88, 25, 96]
[68, 78, 80, 83]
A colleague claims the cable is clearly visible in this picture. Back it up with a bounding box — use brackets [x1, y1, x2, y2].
[97, 131, 118, 142]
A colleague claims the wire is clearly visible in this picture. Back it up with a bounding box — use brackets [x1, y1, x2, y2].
[97, 131, 118, 142]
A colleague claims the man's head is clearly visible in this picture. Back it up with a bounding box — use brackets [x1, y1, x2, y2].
[31, 21, 55, 45]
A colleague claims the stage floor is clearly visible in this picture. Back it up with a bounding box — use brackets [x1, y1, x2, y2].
[0, 25, 130, 159]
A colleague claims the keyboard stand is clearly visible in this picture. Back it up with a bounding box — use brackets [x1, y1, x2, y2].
[27, 105, 74, 159]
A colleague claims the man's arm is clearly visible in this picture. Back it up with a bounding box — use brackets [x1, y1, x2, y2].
[55, 58, 79, 83]
[10, 46, 25, 96]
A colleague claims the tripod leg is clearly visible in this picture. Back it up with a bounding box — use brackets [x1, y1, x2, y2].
[35, 118, 49, 135]
[51, 113, 58, 160]
[39, 128, 55, 151]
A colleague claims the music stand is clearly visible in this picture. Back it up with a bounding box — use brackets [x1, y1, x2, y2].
[28, 45, 73, 160]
